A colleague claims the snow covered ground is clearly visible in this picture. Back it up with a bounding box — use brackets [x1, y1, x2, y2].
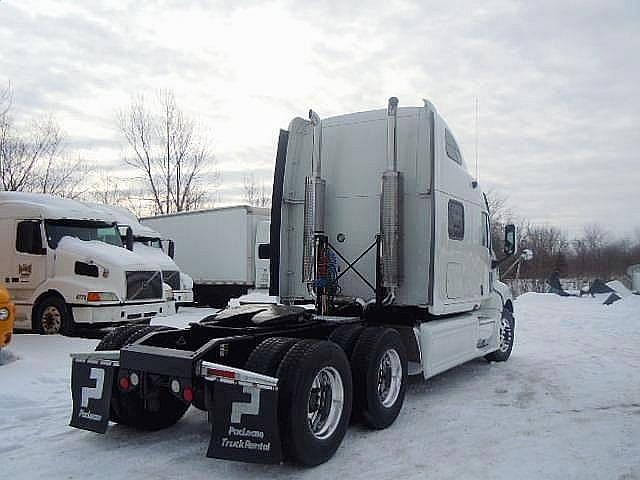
[1, 293, 639, 479]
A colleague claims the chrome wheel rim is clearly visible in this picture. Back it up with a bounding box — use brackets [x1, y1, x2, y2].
[499, 316, 513, 353]
[41, 306, 62, 334]
[307, 366, 344, 439]
[377, 349, 402, 408]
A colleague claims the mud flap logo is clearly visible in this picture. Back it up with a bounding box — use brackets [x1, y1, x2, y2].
[81, 368, 105, 408]
[207, 381, 282, 464]
[70, 361, 115, 434]
[231, 386, 260, 424]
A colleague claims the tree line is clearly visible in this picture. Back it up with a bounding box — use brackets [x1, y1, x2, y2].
[488, 190, 639, 282]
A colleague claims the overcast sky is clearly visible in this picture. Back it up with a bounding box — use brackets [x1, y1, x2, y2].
[1, 0, 638, 237]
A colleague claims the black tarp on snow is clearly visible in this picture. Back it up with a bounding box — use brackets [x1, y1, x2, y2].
[547, 271, 571, 296]
[603, 292, 622, 305]
[589, 279, 615, 295]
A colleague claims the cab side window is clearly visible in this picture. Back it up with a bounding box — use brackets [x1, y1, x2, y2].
[16, 221, 45, 254]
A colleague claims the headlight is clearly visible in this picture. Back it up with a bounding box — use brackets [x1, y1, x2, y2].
[0, 307, 9, 320]
[87, 292, 119, 302]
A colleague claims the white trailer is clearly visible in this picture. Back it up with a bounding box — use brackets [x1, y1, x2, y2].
[0, 192, 168, 335]
[141, 206, 270, 307]
[69, 98, 519, 466]
[84, 203, 194, 310]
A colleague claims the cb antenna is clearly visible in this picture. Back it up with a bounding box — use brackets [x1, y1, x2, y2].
[474, 96, 479, 182]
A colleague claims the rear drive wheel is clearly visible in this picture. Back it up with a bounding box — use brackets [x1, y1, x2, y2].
[244, 337, 300, 375]
[351, 327, 407, 429]
[95, 325, 189, 430]
[96, 325, 146, 351]
[485, 310, 515, 362]
[123, 325, 174, 345]
[276, 340, 353, 466]
[329, 324, 364, 357]
[33, 295, 74, 336]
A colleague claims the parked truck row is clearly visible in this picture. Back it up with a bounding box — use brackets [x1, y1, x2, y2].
[0, 193, 193, 334]
[69, 98, 519, 466]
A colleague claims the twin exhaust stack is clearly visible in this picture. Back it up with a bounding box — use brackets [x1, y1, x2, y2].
[302, 98, 402, 311]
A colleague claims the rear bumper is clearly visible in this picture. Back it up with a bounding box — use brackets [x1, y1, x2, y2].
[72, 301, 166, 325]
[69, 349, 282, 463]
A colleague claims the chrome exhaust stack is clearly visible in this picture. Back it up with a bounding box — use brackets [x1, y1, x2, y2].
[302, 110, 326, 285]
[380, 97, 402, 303]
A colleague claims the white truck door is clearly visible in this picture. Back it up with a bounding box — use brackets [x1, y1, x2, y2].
[430, 115, 484, 315]
[254, 220, 271, 290]
[10, 220, 48, 303]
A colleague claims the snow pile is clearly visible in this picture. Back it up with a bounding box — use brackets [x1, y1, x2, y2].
[606, 280, 633, 297]
[1, 294, 639, 479]
[0, 347, 19, 365]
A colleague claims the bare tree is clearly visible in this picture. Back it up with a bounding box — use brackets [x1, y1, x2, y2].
[0, 85, 86, 197]
[118, 90, 217, 215]
[242, 173, 271, 208]
[82, 172, 150, 217]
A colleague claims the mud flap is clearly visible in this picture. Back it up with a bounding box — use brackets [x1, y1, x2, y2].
[69, 359, 117, 434]
[206, 379, 282, 464]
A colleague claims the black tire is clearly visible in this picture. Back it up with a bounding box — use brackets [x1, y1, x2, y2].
[485, 310, 515, 362]
[350, 327, 408, 430]
[96, 325, 146, 351]
[95, 325, 147, 423]
[95, 324, 188, 430]
[110, 386, 190, 431]
[329, 325, 364, 357]
[124, 325, 174, 345]
[244, 337, 300, 375]
[276, 340, 353, 466]
[33, 295, 75, 336]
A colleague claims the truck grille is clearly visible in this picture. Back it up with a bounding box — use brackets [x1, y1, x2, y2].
[162, 270, 181, 290]
[126, 271, 162, 301]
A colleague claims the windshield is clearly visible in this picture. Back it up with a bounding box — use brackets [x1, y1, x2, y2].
[45, 220, 123, 249]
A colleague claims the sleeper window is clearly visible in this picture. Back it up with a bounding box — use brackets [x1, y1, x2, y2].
[448, 200, 465, 240]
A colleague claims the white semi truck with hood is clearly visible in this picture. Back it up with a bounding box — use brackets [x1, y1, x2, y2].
[85, 203, 194, 311]
[0, 192, 168, 335]
[68, 98, 518, 466]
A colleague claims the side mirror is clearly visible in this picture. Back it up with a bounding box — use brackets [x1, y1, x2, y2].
[168, 240, 175, 259]
[258, 243, 271, 260]
[504, 224, 516, 257]
[125, 226, 134, 251]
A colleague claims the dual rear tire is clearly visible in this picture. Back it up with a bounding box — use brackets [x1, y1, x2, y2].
[245, 327, 408, 466]
[96, 325, 190, 430]
[245, 337, 353, 466]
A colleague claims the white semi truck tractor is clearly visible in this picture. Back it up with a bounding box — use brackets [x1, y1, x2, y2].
[69, 98, 517, 466]
[85, 203, 195, 311]
[0, 192, 168, 335]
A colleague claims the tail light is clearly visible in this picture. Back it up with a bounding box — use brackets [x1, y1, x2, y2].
[183, 386, 194, 403]
[119, 376, 131, 391]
